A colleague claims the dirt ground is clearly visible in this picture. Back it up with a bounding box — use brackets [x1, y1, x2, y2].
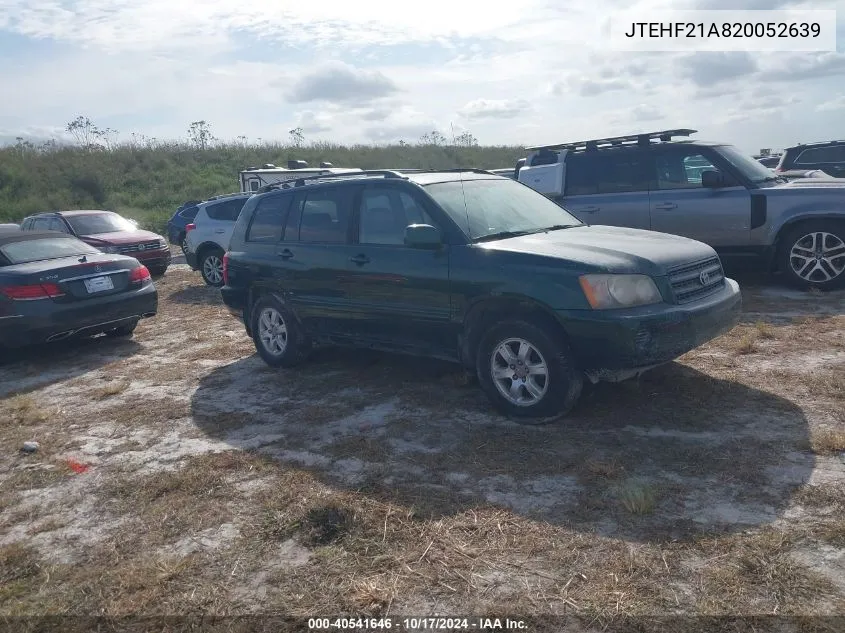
[1, 264, 843, 631]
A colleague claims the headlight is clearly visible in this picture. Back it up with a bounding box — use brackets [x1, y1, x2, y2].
[99, 245, 120, 254]
[158, 239, 167, 249]
[579, 274, 662, 309]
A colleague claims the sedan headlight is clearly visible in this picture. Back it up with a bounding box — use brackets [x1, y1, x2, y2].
[579, 274, 662, 309]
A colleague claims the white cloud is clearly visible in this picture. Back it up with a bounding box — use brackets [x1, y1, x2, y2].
[816, 95, 845, 111]
[0, 0, 843, 151]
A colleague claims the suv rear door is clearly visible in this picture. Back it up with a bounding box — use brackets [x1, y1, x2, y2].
[271, 185, 360, 336]
[560, 151, 651, 230]
[343, 183, 453, 354]
[648, 145, 751, 249]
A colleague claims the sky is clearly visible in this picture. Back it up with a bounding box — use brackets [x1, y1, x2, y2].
[0, 0, 843, 154]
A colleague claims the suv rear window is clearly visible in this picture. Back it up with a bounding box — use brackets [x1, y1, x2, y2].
[0, 237, 98, 265]
[206, 198, 247, 221]
[285, 189, 353, 243]
[247, 196, 292, 243]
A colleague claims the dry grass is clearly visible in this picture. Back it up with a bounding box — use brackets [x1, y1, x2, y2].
[754, 320, 777, 340]
[810, 428, 845, 456]
[91, 379, 131, 400]
[1, 395, 49, 426]
[735, 333, 759, 355]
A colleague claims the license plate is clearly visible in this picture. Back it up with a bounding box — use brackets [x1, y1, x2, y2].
[83, 276, 114, 293]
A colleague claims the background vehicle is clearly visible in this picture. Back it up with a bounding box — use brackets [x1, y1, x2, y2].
[516, 129, 845, 290]
[240, 160, 361, 193]
[0, 224, 19, 232]
[776, 140, 845, 179]
[184, 193, 251, 286]
[756, 156, 781, 168]
[166, 200, 201, 253]
[0, 231, 157, 348]
[20, 211, 171, 276]
[221, 169, 741, 422]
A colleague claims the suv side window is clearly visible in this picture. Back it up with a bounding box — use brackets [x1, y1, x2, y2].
[247, 195, 292, 243]
[32, 217, 52, 230]
[286, 188, 354, 244]
[358, 187, 435, 245]
[207, 198, 247, 221]
[654, 149, 736, 189]
[564, 152, 650, 195]
[179, 206, 199, 220]
[796, 146, 844, 165]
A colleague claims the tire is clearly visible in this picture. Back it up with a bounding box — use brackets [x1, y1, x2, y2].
[476, 319, 583, 424]
[148, 265, 168, 277]
[778, 221, 845, 291]
[250, 295, 311, 368]
[106, 320, 138, 338]
[200, 247, 225, 287]
[178, 234, 187, 256]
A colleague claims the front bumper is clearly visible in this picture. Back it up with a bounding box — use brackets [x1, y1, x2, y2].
[0, 284, 158, 348]
[559, 278, 742, 372]
[132, 248, 172, 270]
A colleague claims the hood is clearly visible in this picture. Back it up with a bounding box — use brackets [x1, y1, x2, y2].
[80, 229, 164, 245]
[771, 177, 845, 190]
[478, 225, 717, 275]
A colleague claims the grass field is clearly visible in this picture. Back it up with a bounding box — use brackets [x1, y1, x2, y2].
[0, 142, 523, 235]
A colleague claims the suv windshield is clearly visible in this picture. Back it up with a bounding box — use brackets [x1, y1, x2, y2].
[1, 237, 98, 265]
[65, 212, 136, 235]
[716, 145, 781, 183]
[424, 178, 582, 241]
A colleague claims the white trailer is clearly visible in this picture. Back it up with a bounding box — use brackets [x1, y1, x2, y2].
[239, 161, 362, 193]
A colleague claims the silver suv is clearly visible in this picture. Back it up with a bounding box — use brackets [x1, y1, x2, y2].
[184, 193, 251, 286]
[517, 129, 845, 290]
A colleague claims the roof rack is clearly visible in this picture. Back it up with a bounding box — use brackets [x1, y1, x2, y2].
[256, 170, 409, 193]
[526, 129, 697, 152]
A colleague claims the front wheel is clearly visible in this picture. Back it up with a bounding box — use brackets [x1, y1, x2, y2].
[476, 319, 583, 424]
[200, 248, 225, 287]
[779, 221, 845, 290]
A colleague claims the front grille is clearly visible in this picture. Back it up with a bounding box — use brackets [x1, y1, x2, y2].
[668, 256, 725, 304]
[118, 241, 161, 254]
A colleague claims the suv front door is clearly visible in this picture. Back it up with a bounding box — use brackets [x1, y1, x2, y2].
[648, 146, 752, 249]
[343, 183, 453, 355]
[559, 150, 651, 230]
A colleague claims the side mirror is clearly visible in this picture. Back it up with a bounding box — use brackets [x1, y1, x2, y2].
[701, 170, 725, 188]
[404, 224, 442, 249]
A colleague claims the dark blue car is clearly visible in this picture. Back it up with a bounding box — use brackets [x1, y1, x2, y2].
[166, 201, 201, 253]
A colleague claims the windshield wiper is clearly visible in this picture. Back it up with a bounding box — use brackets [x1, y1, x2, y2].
[473, 230, 534, 243]
[536, 224, 580, 232]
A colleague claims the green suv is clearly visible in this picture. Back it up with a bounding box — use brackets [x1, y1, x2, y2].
[221, 170, 741, 422]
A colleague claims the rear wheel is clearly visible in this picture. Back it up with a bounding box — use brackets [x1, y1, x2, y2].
[148, 265, 168, 277]
[179, 234, 188, 256]
[106, 320, 138, 338]
[200, 248, 225, 287]
[251, 295, 311, 368]
[779, 221, 845, 290]
[476, 319, 583, 424]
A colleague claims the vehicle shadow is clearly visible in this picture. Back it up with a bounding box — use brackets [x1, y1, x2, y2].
[0, 336, 141, 398]
[190, 348, 814, 543]
[167, 285, 220, 306]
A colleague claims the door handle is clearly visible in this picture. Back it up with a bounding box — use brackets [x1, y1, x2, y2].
[349, 254, 370, 265]
[654, 203, 677, 210]
[577, 206, 600, 213]
[214, 229, 225, 234]
[278, 248, 294, 259]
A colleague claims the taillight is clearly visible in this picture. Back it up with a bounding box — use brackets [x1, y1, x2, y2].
[185, 223, 196, 233]
[129, 265, 151, 283]
[0, 283, 64, 300]
[222, 252, 230, 286]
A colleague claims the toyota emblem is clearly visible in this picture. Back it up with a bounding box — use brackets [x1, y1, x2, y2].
[699, 270, 710, 286]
